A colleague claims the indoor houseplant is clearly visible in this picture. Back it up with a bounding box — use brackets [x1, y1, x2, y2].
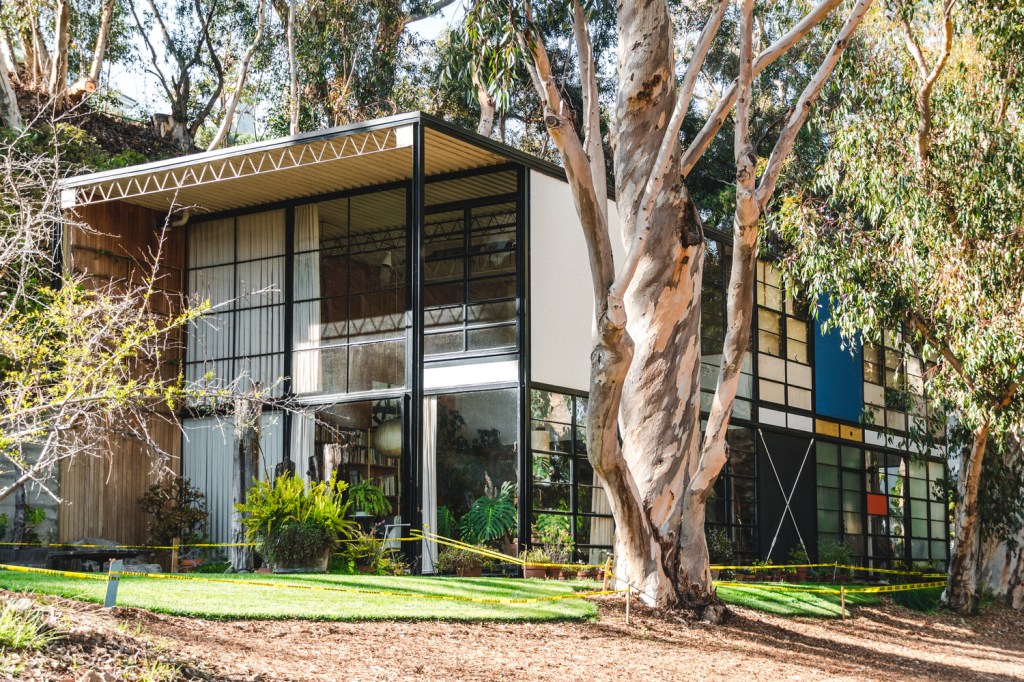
[348, 480, 393, 518]
[236, 472, 358, 572]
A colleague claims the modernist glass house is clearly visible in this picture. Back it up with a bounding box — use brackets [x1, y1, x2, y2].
[56, 112, 949, 572]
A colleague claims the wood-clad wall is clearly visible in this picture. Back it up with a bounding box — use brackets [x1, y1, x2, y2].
[57, 201, 184, 544]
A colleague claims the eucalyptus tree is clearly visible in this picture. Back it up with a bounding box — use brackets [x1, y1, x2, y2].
[775, 1, 1024, 613]
[461, 0, 871, 610]
[129, 0, 231, 148]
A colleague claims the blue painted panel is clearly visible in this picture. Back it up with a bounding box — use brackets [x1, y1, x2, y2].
[813, 294, 863, 422]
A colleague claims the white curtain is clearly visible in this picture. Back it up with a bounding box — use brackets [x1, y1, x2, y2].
[589, 484, 615, 565]
[421, 397, 438, 573]
[293, 204, 321, 394]
[289, 410, 316, 482]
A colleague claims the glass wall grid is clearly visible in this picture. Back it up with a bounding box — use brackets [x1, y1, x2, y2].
[529, 389, 614, 563]
[701, 239, 754, 420]
[755, 262, 812, 411]
[705, 426, 759, 560]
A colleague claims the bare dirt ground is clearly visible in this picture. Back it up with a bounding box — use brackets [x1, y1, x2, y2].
[4, 590, 1023, 681]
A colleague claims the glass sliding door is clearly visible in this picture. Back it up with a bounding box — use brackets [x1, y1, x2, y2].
[421, 388, 520, 572]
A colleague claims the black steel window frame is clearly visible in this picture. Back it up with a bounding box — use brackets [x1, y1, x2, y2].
[815, 437, 949, 569]
[527, 384, 614, 561]
[705, 426, 760, 561]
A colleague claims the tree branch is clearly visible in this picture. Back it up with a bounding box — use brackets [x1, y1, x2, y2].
[571, 0, 607, 223]
[207, 0, 266, 150]
[756, 0, 875, 209]
[680, 0, 844, 177]
[606, 0, 729, 312]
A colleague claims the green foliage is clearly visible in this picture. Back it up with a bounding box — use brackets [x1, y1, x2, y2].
[236, 473, 358, 566]
[706, 527, 735, 565]
[348, 481, 392, 517]
[434, 545, 492, 575]
[459, 480, 517, 546]
[534, 511, 570, 538]
[261, 522, 336, 568]
[787, 544, 810, 565]
[521, 547, 551, 564]
[0, 513, 6, 540]
[138, 477, 209, 546]
[535, 522, 574, 565]
[773, 3, 1024, 439]
[0, 601, 57, 651]
[191, 561, 231, 574]
[436, 505, 458, 539]
[339, 531, 408, 575]
[817, 539, 853, 568]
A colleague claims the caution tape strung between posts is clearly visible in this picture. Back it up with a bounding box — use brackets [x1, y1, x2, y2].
[0, 562, 624, 606]
[414, 530, 609, 570]
[712, 580, 946, 595]
[709, 562, 945, 577]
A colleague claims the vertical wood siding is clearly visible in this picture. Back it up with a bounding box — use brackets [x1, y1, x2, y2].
[57, 201, 184, 544]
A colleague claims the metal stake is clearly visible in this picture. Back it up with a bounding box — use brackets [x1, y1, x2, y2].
[104, 559, 123, 608]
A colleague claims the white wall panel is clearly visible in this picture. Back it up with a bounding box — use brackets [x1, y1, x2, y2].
[529, 171, 622, 392]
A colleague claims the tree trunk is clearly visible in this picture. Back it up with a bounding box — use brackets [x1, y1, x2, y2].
[978, 432, 1024, 610]
[979, 535, 1024, 610]
[11, 485, 27, 543]
[608, 0, 708, 607]
[0, 61, 21, 130]
[287, 0, 299, 136]
[472, 71, 495, 137]
[49, 0, 71, 109]
[89, 0, 117, 84]
[207, 0, 267, 151]
[944, 422, 990, 613]
[230, 396, 262, 572]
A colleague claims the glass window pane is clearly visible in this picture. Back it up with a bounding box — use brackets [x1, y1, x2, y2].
[348, 340, 405, 392]
[467, 324, 517, 351]
[817, 487, 840, 510]
[841, 446, 863, 469]
[817, 464, 839, 488]
[817, 442, 839, 466]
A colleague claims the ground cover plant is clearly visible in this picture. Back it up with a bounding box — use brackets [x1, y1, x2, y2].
[715, 583, 881, 618]
[0, 572, 599, 622]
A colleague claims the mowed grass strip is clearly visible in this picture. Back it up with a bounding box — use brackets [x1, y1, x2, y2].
[0, 570, 599, 622]
[716, 582, 881, 618]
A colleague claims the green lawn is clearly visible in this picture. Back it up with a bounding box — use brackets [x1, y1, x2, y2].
[0, 571, 600, 622]
[716, 582, 881, 618]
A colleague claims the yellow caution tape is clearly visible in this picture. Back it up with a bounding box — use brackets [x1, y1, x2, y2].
[414, 530, 608, 570]
[713, 580, 946, 595]
[0, 561, 622, 606]
[711, 562, 944, 577]
[0, 563, 107, 581]
[108, 569, 625, 605]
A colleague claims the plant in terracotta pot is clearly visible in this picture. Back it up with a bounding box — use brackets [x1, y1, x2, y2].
[788, 545, 811, 582]
[460, 480, 517, 550]
[536, 522, 573, 579]
[522, 547, 550, 579]
[435, 545, 492, 577]
[237, 472, 357, 573]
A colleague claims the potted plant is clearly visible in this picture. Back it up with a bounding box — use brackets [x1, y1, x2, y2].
[436, 545, 492, 577]
[236, 472, 358, 573]
[818, 538, 854, 583]
[788, 545, 811, 582]
[522, 548, 550, 579]
[348, 481, 393, 518]
[459, 480, 517, 550]
[536, 522, 574, 579]
[706, 528, 734, 581]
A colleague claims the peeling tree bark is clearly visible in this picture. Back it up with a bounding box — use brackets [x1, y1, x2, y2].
[0, 60, 21, 130]
[510, 0, 868, 610]
[471, 70, 496, 137]
[978, 433, 1024, 610]
[945, 422, 990, 613]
